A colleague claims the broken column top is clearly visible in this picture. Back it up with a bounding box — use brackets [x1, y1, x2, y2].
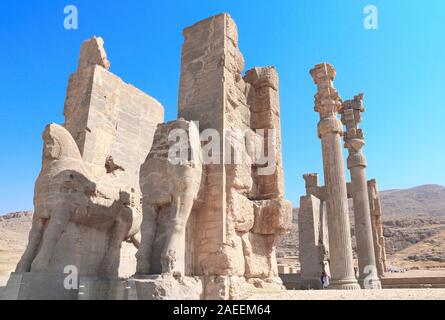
[78, 36, 110, 71]
[342, 93, 366, 141]
[303, 174, 323, 197]
[303, 173, 319, 188]
[310, 63, 342, 115]
[183, 12, 237, 41]
[342, 93, 365, 112]
[310, 63, 336, 84]
[244, 66, 278, 90]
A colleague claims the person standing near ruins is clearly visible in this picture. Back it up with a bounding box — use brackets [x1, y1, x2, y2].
[321, 271, 330, 289]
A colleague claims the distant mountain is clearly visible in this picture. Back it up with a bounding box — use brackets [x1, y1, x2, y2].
[278, 184, 445, 269]
[379, 184, 445, 216]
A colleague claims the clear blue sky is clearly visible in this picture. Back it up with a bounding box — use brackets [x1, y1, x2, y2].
[1, 0, 444, 214]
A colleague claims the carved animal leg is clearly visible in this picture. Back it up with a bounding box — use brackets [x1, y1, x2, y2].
[136, 205, 159, 275]
[16, 217, 46, 272]
[161, 194, 194, 275]
[101, 216, 131, 279]
[31, 211, 70, 272]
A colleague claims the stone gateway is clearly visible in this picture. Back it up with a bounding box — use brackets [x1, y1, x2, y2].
[3, 13, 386, 300]
[4, 13, 293, 300]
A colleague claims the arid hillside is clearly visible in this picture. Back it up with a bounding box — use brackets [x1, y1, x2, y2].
[380, 185, 445, 216]
[0, 212, 33, 285]
[278, 185, 445, 269]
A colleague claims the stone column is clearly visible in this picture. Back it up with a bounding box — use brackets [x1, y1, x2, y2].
[310, 63, 360, 290]
[299, 174, 330, 289]
[341, 94, 381, 289]
[367, 179, 388, 277]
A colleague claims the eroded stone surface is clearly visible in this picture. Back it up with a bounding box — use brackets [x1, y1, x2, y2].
[368, 179, 388, 277]
[12, 14, 291, 301]
[15, 37, 164, 279]
[134, 274, 203, 300]
[308, 63, 360, 290]
[175, 13, 292, 299]
[136, 120, 203, 276]
[341, 94, 381, 289]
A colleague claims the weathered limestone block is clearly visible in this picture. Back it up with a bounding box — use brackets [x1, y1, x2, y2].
[134, 274, 203, 300]
[64, 36, 164, 189]
[252, 199, 292, 235]
[368, 179, 387, 277]
[298, 194, 329, 289]
[136, 119, 203, 276]
[174, 14, 292, 299]
[245, 67, 285, 200]
[178, 14, 229, 278]
[14, 37, 164, 283]
[3, 272, 79, 300]
[302, 173, 327, 200]
[227, 191, 254, 233]
[203, 276, 231, 300]
[241, 232, 279, 279]
[77, 36, 110, 71]
[9, 16, 292, 301]
[15, 124, 138, 278]
[125, 13, 290, 300]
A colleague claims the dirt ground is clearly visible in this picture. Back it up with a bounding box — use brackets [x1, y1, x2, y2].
[0, 214, 32, 286]
[247, 288, 445, 300]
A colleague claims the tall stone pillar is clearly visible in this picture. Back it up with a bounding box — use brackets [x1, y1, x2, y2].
[310, 63, 360, 290]
[367, 179, 387, 277]
[299, 174, 330, 289]
[341, 94, 381, 289]
[177, 13, 292, 299]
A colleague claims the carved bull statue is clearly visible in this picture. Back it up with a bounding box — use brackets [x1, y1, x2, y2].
[136, 119, 203, 276]
[16, 123, 142, 278]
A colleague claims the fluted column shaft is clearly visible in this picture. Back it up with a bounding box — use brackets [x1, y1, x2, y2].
[310, 63, 360, 290]
[342, 95, 381, 289]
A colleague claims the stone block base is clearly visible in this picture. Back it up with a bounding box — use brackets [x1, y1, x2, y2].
[78, 277, 137, 300]
[328, 279, 361, 290]
[300, 277, 323, 290]
[133, 274, 203, 300]
[358, 277, 382, 290]
[2, 272, 136, 300]
[3, 272, 79, 300]
[1, 272, 287, 300]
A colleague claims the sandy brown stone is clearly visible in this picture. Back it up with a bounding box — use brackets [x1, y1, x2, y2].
[14, 37, 164, 280]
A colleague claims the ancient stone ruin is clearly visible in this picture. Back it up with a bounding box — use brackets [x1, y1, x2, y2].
[3, 12, 389, 300]
[298, 63, 386, 290]
[15, 36, 164, 280]
[133, 14, 292, 300]
[4, 13, 292, 300]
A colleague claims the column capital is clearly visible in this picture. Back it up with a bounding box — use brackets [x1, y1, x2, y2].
[341, 93, 365, 134]
[244, 66, 278, 91]
[303, 173, 319, 194]
[310, 63, 343, 116]
[310, 63, 336, 84]
[342, 93, 367, 168]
